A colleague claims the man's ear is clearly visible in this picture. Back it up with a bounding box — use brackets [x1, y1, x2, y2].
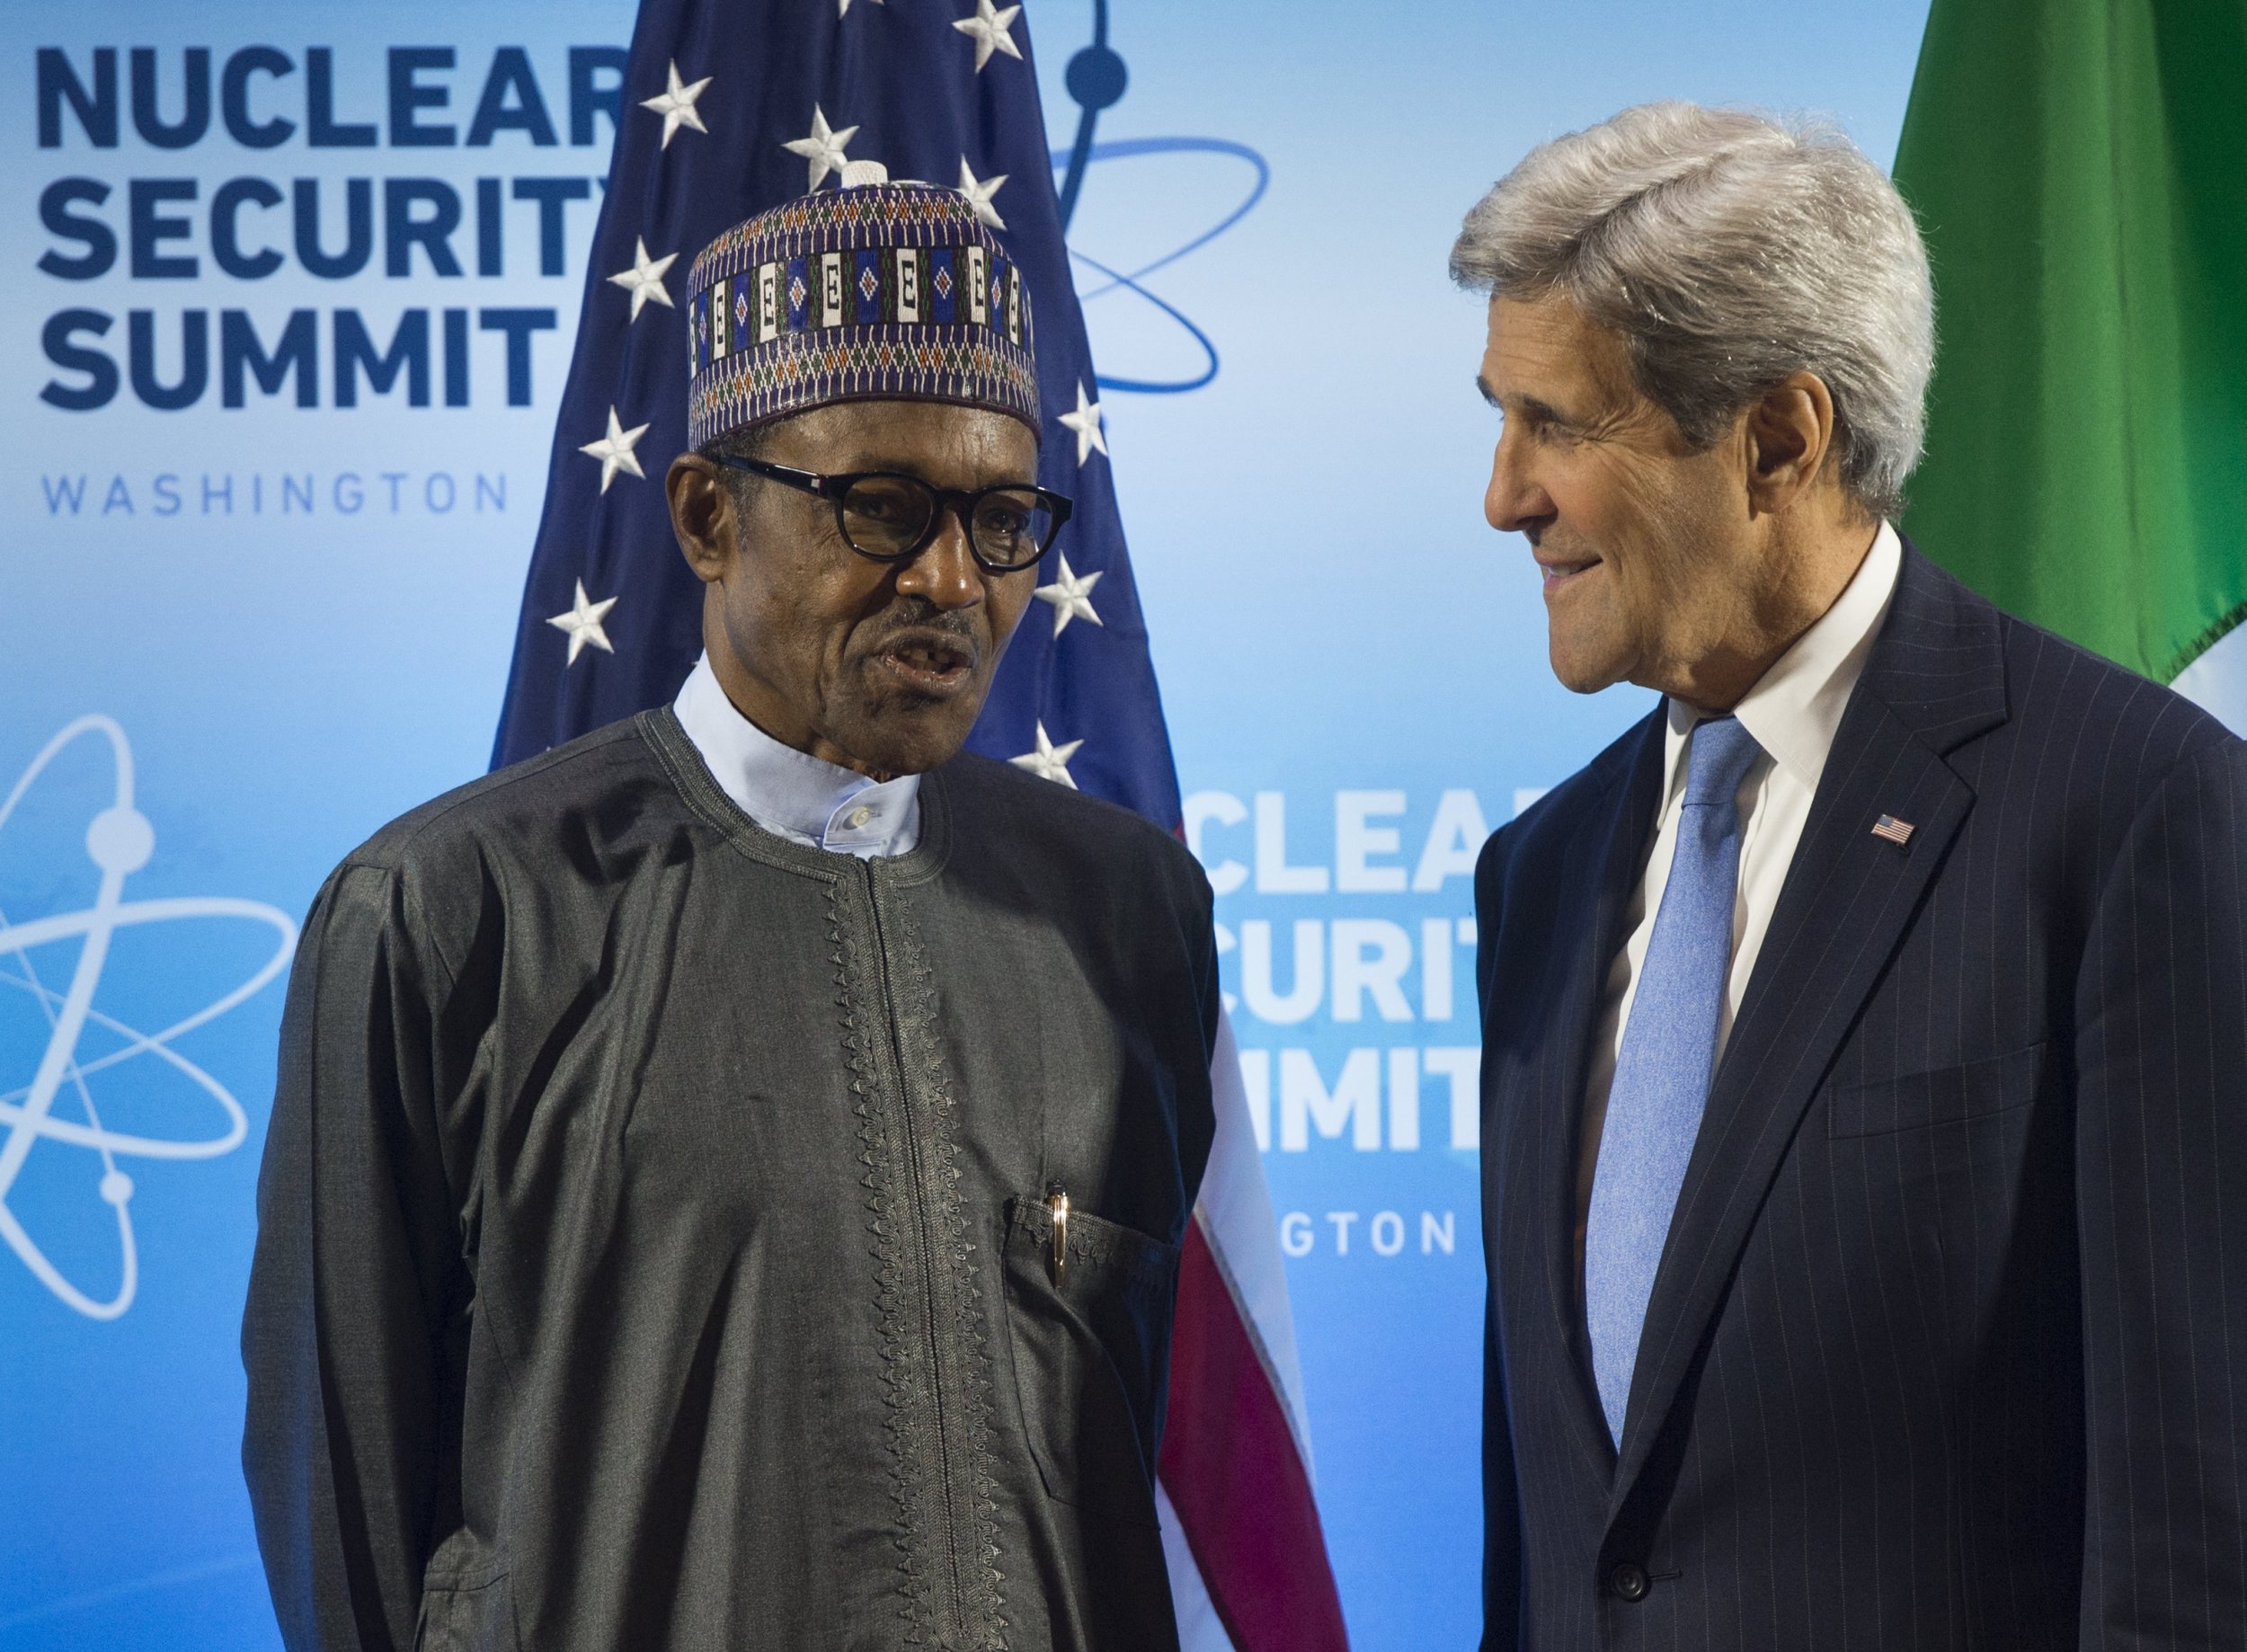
[667, 453, 736, 584]
[1743, 370, 1836, 517]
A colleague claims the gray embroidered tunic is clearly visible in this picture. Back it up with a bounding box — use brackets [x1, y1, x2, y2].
[241, 709, 1219, 1652]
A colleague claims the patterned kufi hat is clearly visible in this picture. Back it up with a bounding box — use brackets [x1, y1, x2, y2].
[684, 181, 1038, 450]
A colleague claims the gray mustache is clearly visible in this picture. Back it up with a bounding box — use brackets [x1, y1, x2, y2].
[866, 603, 981, 652]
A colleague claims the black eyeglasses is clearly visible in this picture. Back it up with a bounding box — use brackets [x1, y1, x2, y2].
[714, 455, 1072, 573]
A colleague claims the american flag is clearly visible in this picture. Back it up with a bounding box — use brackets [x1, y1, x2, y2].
[1870, 813, 1916, 848]
[489, 1, 1347, 1645]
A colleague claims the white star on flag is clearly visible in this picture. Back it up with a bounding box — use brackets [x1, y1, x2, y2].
[640, 61, 712, 150]
[837, 0, 884, 13]
[953, 0, 1025, 71]
[607, 236, 678, 323]
[1058, 381, 1107, 466]
[547, 580, 618, 665]
[580, 406, 651, 493]
[1009, 722, 1084, 787]
[1034, 554, 1105, 637]
[955, 157, 1008, 230]
[784, 104, 859, 191]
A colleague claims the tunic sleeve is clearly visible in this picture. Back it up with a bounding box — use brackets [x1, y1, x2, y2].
[1191, 863, 1221, 1070]
[241, 859, 472, 1652]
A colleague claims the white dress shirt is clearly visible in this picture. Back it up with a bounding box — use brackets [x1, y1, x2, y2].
[1574, 522, 1902, 1253]
[671, 653, 921, 857]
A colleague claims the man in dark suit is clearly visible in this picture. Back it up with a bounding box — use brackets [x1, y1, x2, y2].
[1454, 102, 2247, 1648]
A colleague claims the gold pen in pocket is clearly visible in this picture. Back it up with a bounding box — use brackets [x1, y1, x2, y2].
[1045, 1182, 1070, 1283]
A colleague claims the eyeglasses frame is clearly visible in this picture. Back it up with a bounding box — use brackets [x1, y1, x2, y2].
[710, 453, 1073, 574]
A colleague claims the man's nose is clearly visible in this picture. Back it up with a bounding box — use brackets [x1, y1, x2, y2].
[892, 507, 986, 610]
[1485, 430, 1556, 537]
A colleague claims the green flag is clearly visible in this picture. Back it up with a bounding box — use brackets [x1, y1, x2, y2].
[1892, 0, 2247, 682]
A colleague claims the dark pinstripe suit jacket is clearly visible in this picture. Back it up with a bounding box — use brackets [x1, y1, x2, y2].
[1475, 545, 2247, 1649]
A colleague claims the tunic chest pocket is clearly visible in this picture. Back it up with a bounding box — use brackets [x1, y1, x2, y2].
[1825, 1041, 2046, 1139]
[1001, 1195, 1179, 1532]
[413, 1566, 520, 1652]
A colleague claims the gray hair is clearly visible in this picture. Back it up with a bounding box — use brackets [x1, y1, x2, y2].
[1450, 102, 1933, 520]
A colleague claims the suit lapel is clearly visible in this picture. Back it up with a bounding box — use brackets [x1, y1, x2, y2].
[1610, 546, 2009, 1504]
[1521, 709, 1666, 1462]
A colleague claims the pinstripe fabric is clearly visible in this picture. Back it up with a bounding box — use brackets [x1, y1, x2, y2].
[1476, 545, 2247, 1649]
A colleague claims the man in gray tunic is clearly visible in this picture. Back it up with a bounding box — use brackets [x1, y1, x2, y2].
[242, 184, 1218, 1652]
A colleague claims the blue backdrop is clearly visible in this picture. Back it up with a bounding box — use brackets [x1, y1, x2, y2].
[0, 3, 1930, 1646]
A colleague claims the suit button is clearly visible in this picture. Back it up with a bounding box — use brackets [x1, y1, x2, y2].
[1609, 1563, 1649, 1602]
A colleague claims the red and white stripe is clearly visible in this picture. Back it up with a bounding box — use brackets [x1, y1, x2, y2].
[1159, 1010, 1349, 1650]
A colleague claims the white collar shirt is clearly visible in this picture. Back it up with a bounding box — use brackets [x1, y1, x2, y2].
[671, 653, 921, 857]
[1574, 521, 1903, 1268]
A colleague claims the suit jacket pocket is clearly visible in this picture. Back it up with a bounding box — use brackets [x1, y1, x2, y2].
[1825, 1041, 2046, 1140]
[1002, 1195, 1179, 1531]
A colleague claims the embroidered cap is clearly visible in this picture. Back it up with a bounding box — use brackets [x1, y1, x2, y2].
[684, 182, 1039, 451]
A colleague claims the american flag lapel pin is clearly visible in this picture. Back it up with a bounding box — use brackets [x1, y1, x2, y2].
[1870, 813, 1916, 848]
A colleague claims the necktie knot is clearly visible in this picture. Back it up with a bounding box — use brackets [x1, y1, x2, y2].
[1683, 715, 1763, 812]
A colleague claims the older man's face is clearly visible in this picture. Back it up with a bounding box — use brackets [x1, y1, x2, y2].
[1479, 294, 1752, 700]
[686, 399, 1041, 779]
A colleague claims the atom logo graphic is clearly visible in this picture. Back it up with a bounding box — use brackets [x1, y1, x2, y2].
[0, 716, 296, 1320]
[1058, 137, 1268, 395]
[1048, 4, 1269, 395]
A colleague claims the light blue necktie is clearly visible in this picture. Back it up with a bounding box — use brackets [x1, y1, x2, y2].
[1585, 714, 1764, 1448]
